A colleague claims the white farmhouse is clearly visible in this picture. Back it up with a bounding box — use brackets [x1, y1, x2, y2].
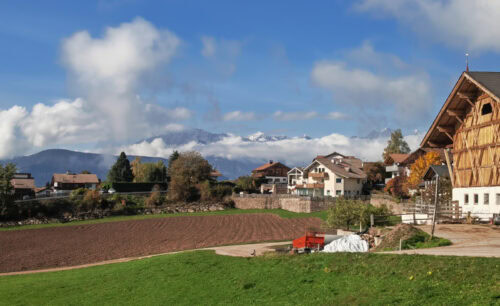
[289, 152, 367, 197]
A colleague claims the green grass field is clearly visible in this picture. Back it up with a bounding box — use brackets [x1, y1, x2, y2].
[0, 209, 328, 232]
[1, 251, 498, 305]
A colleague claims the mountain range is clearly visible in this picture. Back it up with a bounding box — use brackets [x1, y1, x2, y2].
[2, 128, 397, 186]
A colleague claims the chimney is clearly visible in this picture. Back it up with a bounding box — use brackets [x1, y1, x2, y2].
[269, 160, 273, 164]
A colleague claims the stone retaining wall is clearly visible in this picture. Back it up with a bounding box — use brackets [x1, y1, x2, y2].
[232, 194, 336, 213]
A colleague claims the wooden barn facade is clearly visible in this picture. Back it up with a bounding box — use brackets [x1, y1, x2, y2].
[421, 71, 500, 218]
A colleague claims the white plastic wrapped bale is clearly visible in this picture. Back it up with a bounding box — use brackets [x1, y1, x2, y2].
[322, 235, 369, 253]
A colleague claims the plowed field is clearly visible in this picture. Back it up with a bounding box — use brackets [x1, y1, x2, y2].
[0, 214, 322, 273]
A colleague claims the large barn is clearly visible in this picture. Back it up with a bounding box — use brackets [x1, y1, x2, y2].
[421, 71, 500, 218]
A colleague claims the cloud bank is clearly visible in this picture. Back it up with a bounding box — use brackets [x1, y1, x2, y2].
[121, 132, 423, 166]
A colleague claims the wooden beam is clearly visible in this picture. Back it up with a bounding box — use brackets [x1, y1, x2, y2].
[444, 148, 455, 188]
[437, 125, 454, 134]
[457, 92, 475, 106]
[446, 109, 464, 124]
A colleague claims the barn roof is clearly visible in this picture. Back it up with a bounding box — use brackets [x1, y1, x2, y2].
[420, 71, 500, 148]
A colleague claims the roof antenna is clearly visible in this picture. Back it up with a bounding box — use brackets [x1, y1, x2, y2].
[465, 53, 469, 72]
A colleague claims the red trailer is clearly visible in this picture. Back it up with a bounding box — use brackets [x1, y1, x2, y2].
[292, 230, 325, 253]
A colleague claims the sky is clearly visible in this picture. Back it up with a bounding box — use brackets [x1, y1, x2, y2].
[1, 0, 500, 162]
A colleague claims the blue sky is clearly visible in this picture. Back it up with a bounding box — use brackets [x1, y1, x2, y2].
[1, 0, 500, 160]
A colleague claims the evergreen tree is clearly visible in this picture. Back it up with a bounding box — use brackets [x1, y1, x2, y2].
[167, 150, 180, 180]
[107, 152, 134, 182]
[383, 129, 411, 161]
[0, 163, 16, 217]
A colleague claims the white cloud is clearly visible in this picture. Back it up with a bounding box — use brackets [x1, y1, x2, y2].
[121, 132, 424, 165]
[201, 36, 216, 57]
[311, 60, 431, 124]
[274, 111, 318, 121]
[61, 17, 181, 140]
[0, 106, 30, 158]
[223, 111, 256, 121]
[355, 0, 500, 52]
[325, 112, 349, 120]
[0, 18, 192, 159]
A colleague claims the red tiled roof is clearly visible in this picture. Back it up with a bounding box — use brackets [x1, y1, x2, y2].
[52, 173, 99, 184]
[313, 157, 367, 179]
[11, 178, 35, 189]
[252, 161, 290, 172]
[389, 153, 411, 164]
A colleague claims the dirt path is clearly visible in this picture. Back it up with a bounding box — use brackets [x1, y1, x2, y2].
[388, 224, 500, 257]
[0, 214, 320, 273]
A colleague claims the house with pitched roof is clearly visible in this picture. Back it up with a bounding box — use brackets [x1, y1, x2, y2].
[11, 173, 35, 199]
[421, 71, 500, 218]
[51, 172, 99, 194]
[290, 152, 367, 197]
[251, 161, 291, 194]
[384, 153, 411, 183]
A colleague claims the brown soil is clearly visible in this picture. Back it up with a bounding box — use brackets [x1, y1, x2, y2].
[0, 214, 321, 273]
[374, 224, 422, 251]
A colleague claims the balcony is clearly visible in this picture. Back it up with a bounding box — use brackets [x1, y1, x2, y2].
[385, 165, 400, 173]
[295, 183, 325, 189]
[309, 172, 328, 179]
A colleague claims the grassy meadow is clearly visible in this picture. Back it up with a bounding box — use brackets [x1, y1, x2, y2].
[1, 251, 499, 305]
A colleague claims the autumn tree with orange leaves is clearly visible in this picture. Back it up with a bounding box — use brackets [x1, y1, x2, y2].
[407, 152, 441, 189]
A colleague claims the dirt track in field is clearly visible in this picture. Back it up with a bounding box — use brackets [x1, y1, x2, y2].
[0, 214, 322, 273]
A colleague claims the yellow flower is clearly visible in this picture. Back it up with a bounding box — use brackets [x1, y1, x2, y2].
[409, 276, 414, 280]
[427, 271, 432, 275]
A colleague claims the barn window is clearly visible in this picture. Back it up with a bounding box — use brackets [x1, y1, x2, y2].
[481, 103, 492, 115]
[464, 194, 469, 205]
[474, 194, 479, 205]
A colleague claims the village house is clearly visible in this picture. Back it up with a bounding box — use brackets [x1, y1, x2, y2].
[10, 173, 35, 200]
[384, 153, 411, 184]
[251, 160, 290, 194]
[290, 152, 367, 197]
[421, 71, 500, 219]
[51, 172, 100, 194]
[287, 167, 305, 193]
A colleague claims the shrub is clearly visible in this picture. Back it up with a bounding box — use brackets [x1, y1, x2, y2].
[70, 188, 88, 198]
[326, 199, 387, 230]
[384, 176, 408, 198]
[145, 191, 164, 207]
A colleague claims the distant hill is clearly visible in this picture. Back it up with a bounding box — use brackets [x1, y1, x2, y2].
[2, 149, 262, 186]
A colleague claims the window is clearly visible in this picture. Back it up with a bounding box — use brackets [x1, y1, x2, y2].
[474, 194, 479, 205]
[336, 178, 342, 183]
[336, 190, 341, 195]
[464, 194, 469, 205]
[327, 190, 330, 195]
[484, 193, 489, 205]
[481, 103, 492, 115]
[496, 193, 500, 205]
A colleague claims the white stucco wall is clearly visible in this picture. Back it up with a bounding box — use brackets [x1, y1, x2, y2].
[453, 187, 500, 219]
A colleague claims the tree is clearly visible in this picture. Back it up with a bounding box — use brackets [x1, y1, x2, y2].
[0, 163, 17, 218]
[407, 152, 441, 189]
[107, 152, 134, 183]
[234, 176, 264, 193]
[365, 162, 388, 184]
[384, 175, 408, 198]
[167, 150, 180, 180]
[131, 158, 167, 183]
[168, 151, 213, 201]
[383, 129, 410, 161]
[326, 198, 389, 230]
[80, 170, 91, 174]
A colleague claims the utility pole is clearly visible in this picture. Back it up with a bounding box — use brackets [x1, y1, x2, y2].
[431, 174, 439, 239]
